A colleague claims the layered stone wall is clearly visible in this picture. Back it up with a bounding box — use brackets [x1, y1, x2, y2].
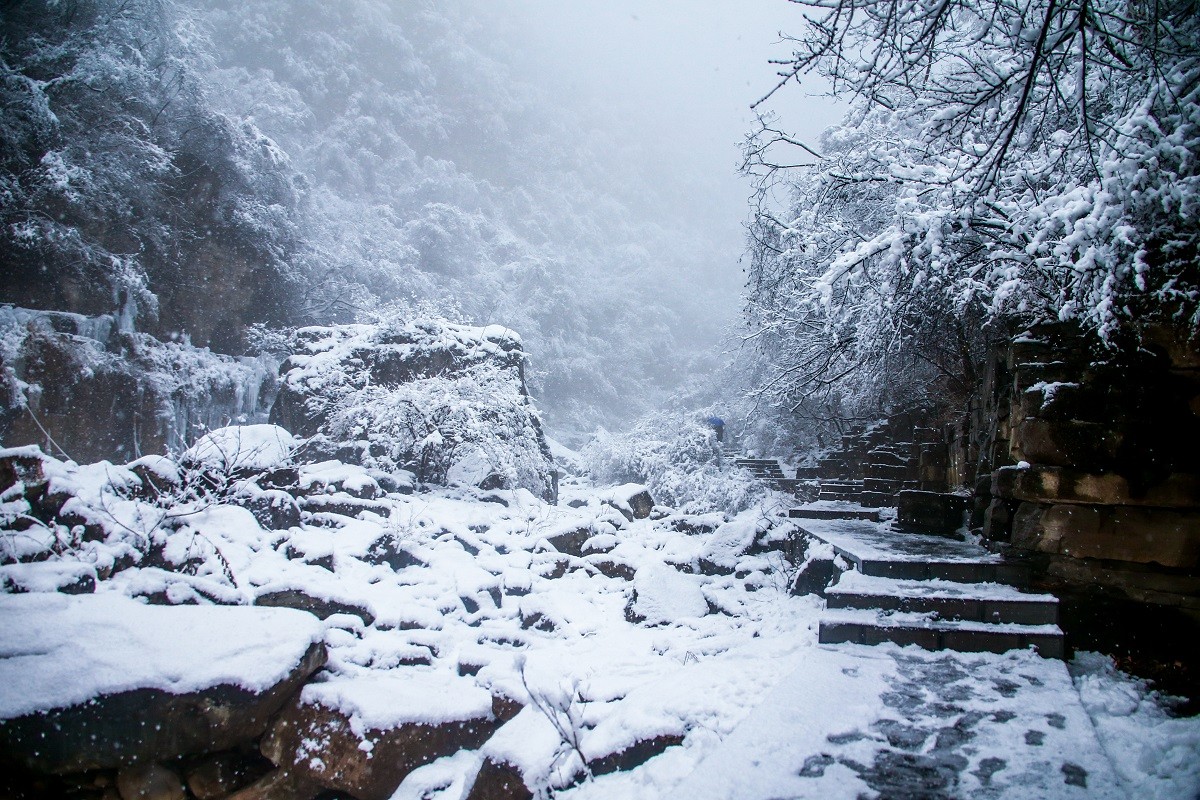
[815, 412, 940, 507]
[978, 323, 1200, 616]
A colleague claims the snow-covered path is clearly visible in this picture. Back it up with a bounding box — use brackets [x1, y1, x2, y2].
[670, 645, 1122, 800]
[3, 446, 1197, 799]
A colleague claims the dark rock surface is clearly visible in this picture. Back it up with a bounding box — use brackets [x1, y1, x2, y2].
[0, 642, 326, 774]
[465, 757, 533, 800]
[246, 490, 302, 530]
[261, 695, 497, 800]
[896, 491, 968, 536]
[254, 589, 376, 626]
[589, 733, 685, 776]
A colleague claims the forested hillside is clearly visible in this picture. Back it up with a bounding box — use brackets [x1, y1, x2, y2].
[1, 0, 734, 435]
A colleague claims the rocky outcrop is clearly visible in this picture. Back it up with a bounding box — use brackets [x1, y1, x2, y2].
[267, 321, 556, 500]
[0, 306, 276, 464]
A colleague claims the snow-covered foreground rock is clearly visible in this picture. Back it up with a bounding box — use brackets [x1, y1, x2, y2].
[1, 441, 1196, 799]
[0, 594, 325, 773]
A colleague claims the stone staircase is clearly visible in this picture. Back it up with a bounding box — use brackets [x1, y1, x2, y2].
[813, 417, 948, 508]
[816, 479, 864, 503]
[734, 457, 811, 494]
[795, 516, 1064, 659]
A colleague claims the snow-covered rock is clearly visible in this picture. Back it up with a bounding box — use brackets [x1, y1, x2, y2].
[628, 563, 709, 624]
[0, 593, 325, 772]
[268, 319, 555, 499]
[699, 516, 762, 573]
[599, 483, 655, 521]
[261, 671, 499, 800]
[183, 424, 298, 473]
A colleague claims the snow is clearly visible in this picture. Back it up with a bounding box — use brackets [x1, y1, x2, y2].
[390, 749, 484, 800]
[300, 671, 493, 731]
[183, 424, 297, 471]
[1072, 652, 1200, 800]
[0, 593, 322, 718]
[2, 446, 1196, 798]
[829, 571, 1056, 603]
[0, 561, 95, 593]
[797, 517, 1006, 564]
[631, 564, 709, 624]
[670, 645, 1125, 800]
[699, 516, 760, 569]
[126, 454, 181, 482]
[820, 606, 1063, 637]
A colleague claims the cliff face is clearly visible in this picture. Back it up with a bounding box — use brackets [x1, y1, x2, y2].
[270, 320, 556, 501]
[0, 306, 276, 464]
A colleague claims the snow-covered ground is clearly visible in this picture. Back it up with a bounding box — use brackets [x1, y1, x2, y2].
[1, 443, 1197, 799]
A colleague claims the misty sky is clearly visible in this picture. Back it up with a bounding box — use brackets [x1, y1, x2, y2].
[479, 0, 845, 307]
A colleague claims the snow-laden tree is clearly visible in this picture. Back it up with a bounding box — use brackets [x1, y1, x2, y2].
[744, 0, 1200, 415]
[0, 0, 303, 351]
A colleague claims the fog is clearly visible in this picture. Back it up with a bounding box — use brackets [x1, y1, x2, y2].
[473, 0, 845, 324]
[0, 0, 848, 435]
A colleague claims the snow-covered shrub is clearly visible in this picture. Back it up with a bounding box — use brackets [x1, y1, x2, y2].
[270, 319, 555, 499]
[182, 425, 297, 474]
[583, 410, 765, 515]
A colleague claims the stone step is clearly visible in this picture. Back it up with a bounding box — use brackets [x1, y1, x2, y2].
[789, 505, 881, 522]
[749, 468, 787, 478]
[826, 572, 1058, 625]
[794, 518, 1030, 585]
[818, 607, 1064, 659]
[856, 490, 897, 508]
[819, 492, 865, 504]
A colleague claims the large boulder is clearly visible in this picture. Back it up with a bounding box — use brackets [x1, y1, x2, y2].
[260, 672, 500, 800]
[0, 593, 326, 773]
[598, 484, 654, 521]
[268, 320, 555, 500]
[183, 425, 298, 475]
[698, 517, 761, 574]
[626, 564, 708, 625]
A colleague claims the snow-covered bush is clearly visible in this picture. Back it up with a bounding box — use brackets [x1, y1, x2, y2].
[271, 319, 555, 500]
[583, 410, 765, 515]
[183, 424, 297, 474]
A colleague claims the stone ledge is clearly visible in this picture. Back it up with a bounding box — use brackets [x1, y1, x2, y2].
[1028, 552, 1200, 613]
[1012, 502, 1200, 569]
[994, 465, 1200, 508]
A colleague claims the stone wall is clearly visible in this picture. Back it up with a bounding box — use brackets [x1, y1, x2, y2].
[815, 412, 939, 507]
[978, 323, 1200, 617]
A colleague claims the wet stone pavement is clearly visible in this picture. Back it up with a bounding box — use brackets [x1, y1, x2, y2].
[676, 644, 1124, 800]
[801, 653, 1093, 799]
